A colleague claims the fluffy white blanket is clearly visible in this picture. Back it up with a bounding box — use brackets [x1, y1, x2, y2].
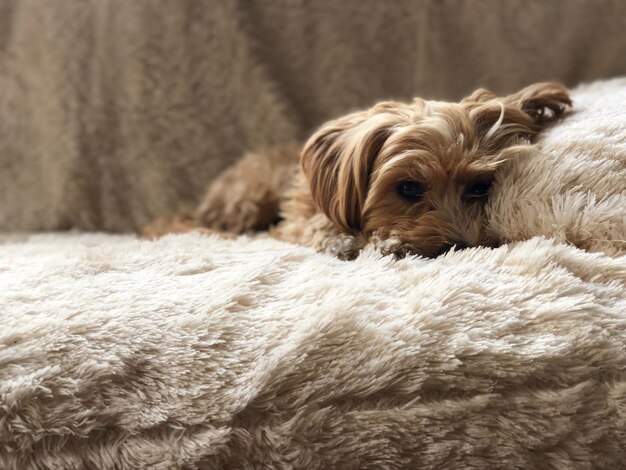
[1, 79, 626, 469]
[1, 233, 625, 469]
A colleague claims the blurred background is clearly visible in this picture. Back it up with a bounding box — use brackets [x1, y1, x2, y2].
[1, 0, 625, 233]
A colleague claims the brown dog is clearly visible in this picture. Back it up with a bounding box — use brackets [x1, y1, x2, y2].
[145, 83, 571, 259]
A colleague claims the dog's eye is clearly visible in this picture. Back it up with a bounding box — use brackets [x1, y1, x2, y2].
[397, 181, 424, 201]
[465, 181, 492, 199]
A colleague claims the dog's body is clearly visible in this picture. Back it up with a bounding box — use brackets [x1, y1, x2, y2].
[146, 83, 573, 258]
[196, 145, 361, 258]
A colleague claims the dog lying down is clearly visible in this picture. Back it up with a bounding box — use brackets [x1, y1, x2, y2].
[144, 81, 626, 259]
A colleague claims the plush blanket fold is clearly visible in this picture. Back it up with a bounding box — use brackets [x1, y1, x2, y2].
[1, 233, 625, 469]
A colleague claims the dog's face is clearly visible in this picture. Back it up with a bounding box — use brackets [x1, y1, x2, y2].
[302, 83, 571, 257]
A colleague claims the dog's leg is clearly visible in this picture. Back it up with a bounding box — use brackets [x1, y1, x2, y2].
[196, 143, 300, 233]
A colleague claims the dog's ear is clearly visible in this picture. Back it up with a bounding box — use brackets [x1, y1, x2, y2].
[461, 88, 498, 104]
[501, 82, 571, 128]
[301, 107, 399, 232]
[461, 82, 571, 150]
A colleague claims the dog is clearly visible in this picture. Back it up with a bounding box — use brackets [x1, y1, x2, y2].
[144, 83, 571, 259]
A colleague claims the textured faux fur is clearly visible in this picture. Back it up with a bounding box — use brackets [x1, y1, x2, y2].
[1, 233, 625, 469]
[2, 1, 626, 232]
[489, 79, 626, 256]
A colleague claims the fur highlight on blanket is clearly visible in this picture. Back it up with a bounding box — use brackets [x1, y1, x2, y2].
[1, 233, 625, 469]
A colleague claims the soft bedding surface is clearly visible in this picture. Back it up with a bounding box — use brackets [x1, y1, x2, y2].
[1, 233, 625, 469]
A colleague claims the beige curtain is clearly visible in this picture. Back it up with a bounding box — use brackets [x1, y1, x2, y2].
[1, 0, 624, 231]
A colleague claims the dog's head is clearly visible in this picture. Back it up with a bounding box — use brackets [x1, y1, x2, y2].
[301, 83, 571, 257]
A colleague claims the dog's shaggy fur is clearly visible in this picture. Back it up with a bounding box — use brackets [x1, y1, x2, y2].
[146, 83, 573, 259]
